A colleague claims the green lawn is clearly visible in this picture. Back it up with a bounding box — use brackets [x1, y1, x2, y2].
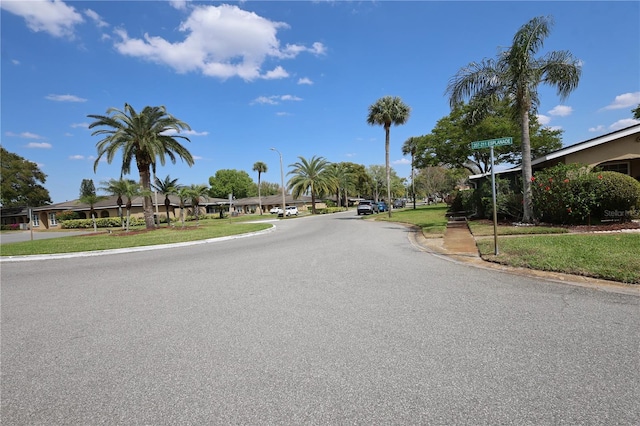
[477, 233, 640, 284]
[0, 218, 272, 256]
[374, 204, 449, 236]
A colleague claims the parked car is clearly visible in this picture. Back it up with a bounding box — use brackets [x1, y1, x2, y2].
[357, 200, 378, 215]
[393, 199, 406, 208]
[278, 206, 299, 217]
[270, 206, 281, 214]
[377, 201, 388, 212]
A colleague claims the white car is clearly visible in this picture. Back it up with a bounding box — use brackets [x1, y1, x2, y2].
[269, 206, 281, 214]
[277, 206, 299, 217]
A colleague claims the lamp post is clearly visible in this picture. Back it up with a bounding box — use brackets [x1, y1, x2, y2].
[270, 147, 286, 218]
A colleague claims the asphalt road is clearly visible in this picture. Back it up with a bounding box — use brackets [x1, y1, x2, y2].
[1, 211, 639, 424]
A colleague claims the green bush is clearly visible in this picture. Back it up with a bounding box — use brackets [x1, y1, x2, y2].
[60, 217, 144, 229]
[592, 171, 640, 221]
[56, 210, 79, 221]
[531, 164, 640, 224]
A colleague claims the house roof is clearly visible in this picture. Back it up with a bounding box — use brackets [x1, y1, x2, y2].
[469, 123, 640, 180]
[530, 123, 640, 167]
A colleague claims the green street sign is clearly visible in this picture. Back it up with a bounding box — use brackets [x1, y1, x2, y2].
[470, 137, 513, 150]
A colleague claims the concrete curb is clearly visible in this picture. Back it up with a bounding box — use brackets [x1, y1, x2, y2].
[0, 225, 276, 263]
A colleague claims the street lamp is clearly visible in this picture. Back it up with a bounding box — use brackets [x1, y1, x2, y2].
[270, 147, 286, 218]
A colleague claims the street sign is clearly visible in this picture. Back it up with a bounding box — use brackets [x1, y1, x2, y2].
[470, 137, 513, 150]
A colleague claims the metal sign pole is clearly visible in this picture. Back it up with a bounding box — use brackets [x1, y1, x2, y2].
[490, 146, 498, 255]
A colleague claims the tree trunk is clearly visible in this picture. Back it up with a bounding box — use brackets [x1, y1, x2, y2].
[258, 173, 263, 215]
[385, 124, 392, 218]
[521, 110, 534, 223]
[138, 166, 155, 229]
[165, 196, 171, 227]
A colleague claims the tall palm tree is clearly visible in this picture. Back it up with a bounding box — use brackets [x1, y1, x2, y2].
[367, 96, 411, 217]
[287, 155, 332, 214]
[402, 137, 419, 210]
[252, 161, 268, 215]
[88, 103, 195, 230]
[327, 163, 354, 209]
[152, 175, 181, 226]
[119, 179, 140, 232]
[176, 186, 191, 228]
[446, 15, 581, 222]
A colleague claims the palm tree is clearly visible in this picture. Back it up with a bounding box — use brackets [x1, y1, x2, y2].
[446, 15, 581, 222]
[367, 96, 411, 217]
[152, 175, 181, 226]
[287, 155, 332, 214]
[402, 137, 419, 209]
[176, 186, 191, 228]
[78, 193, 107, 232]
[327, 163, 354, 209]
[118, 179, 140, 232]
[88, 103, 195, 230]
[252, 161, 268, 215]
[99, 178, 128, 227]
[186, 184, 209, 226]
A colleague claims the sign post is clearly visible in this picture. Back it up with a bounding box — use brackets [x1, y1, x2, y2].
[470, 137, 513, 255]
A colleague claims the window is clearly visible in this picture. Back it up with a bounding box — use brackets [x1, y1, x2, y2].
[599, 162, 630, 175]
[32, 214, 39, 227]
[49, 213, 58, 226]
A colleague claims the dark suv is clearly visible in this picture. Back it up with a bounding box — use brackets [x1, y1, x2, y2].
[357, 200, 378, 215]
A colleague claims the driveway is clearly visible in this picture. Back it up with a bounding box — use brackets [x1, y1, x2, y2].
[0, 229, 98, 244]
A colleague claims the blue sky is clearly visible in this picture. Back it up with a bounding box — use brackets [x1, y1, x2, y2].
[2, 0, 639, 203]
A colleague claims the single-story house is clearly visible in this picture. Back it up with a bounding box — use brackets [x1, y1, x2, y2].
[469, 123, 640, 184]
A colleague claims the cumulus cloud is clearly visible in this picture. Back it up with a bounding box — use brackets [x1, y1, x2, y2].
[275, 112, 291, 116]
[12, 59, 20, 65]
[0, 0, 84, 38]
[84, 9, 108, 28]
[393, 158, 410, 165]
[46, 94, 87, 102]
[5, 131, 45, 139]
[537, 114, 551, 125]
[252, 94, 302, 105]
[69, 155, 86, 160]
[27, 142, 52, 149]
[112, 4, 326, 81]
[298, 77, 313, 85]
[609, 118, 640, 130]
[548, 105, 573, 117]
[603, 92, 640, 110]
[70, 122, 89, 129]
[169, 0, 189, 10]
[161, 129, 209, 136]
[588, 125, 606, 133]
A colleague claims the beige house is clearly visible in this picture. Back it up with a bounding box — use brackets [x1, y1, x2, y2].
[470, 123, 640, 183]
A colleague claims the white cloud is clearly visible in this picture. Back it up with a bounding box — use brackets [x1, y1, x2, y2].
[588, 125, 605, 132]
[275, 112, 291, 116]
[69, 155, 85, 160]
[393, 158, 410, 165]
[298, 77, 313, 85]
[170, 0, 189, 10]
[5, 131, 45, 139]
[46, 94, 87, 102]
[84, 9, 108, 28]
[0, 0, 84, 38]
[603, 92, 640, 110]
[548, 105, 573, 117]
[609, 118, 640, 130]
[11, 59, 20, 65]
[537, 114, 551, 125]
[70, 122, 89, 129]
[161, 129, 209, 136]
[252, 94, 302, 105]
[112, 4, 325, 81]
[26, 142, 52, 149]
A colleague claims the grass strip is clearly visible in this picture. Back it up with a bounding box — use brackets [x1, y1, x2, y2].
[375, 204, 449, 236]
[1, 221, 271, 256]
[477, 233, 640, 284]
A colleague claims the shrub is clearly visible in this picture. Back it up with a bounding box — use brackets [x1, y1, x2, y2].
[1, 223, 21, 231]
[60, 217, 144, 229]
[592, 171, 640, 221]
[56, 210, 79, 221]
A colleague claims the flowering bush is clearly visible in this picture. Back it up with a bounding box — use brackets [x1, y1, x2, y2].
[56, 210, 79, 221]
[532, 164, 640, 224]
